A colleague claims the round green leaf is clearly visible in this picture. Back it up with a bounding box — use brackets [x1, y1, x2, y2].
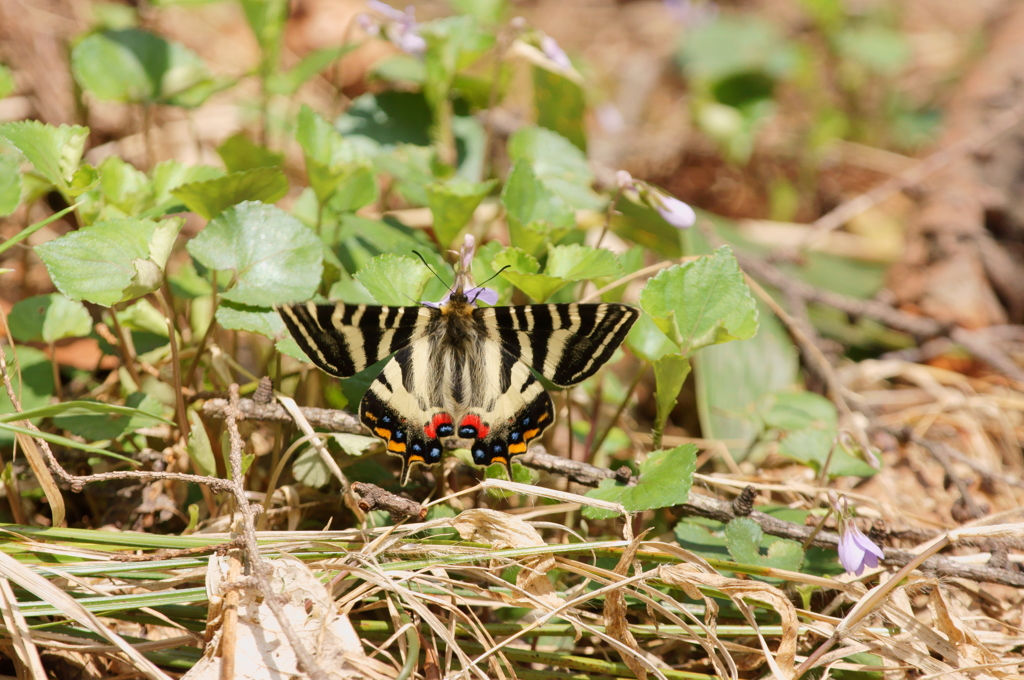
[640, 245, 758, 355]
[35, 217, 180, 307]
[354, 254, 432, 306]
[8, 294, 93, 344]
[186, 201, 323, 307]
[171, 167, 288, 219]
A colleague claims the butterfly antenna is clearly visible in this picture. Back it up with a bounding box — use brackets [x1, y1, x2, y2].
[474, 264, 510, 289]
[412, 250, 452, 291]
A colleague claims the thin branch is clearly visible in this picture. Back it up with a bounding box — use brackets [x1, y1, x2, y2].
[202, 397, 365, 433]
[223, 385, 329, 680]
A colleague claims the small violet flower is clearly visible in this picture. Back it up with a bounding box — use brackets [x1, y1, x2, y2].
[540, 34, 572, 71]
[422, 235, 498, 308]
[831, 493, 884, 576]
[422, 287, 499, 309]
[615, 170, 696, 229]
[360, 1, 426, 57]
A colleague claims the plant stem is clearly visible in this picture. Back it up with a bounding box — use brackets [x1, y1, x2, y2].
[108, 307, 143, 391]
[185, 271, 218, 389]
[594, 188, 622, 250]
[156, 287, 189, 441]
[0, 205, 76, 258]
[47, 342, 62, 401]
[588, 366, 646, 458]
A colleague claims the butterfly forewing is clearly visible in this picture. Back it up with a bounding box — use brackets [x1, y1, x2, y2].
[277, 302, 432, 377]
[480, 303, 640, 387]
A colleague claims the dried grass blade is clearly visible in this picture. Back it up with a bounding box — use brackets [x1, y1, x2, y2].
[14, 432, 65, 528]
[0, 550, 173, 680]
[0, 576, 47, 679]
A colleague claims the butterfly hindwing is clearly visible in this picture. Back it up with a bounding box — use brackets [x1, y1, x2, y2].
[480, 303, 640, 387]
[277, 302, 432, 378]
[359, 345, 447, 486]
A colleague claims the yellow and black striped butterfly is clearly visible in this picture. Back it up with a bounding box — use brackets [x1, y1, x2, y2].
[278, 253, 638, 485]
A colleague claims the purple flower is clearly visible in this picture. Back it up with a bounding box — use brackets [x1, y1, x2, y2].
[422, 286, 499, 308]
[651, 192, 696, 229]
[837, 522, 884, 576]
[422, 235, 498, 308]
[364, 1, 426, 57]
[615, 171, 696, 229]
[831, 493, 884, 576]
[540, 35, 572, 71]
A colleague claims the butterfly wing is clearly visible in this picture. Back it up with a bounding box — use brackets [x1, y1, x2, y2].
[479, 303, 640, 387]
[359, 344, 449, 486]
[277, 302, 433, 378]
[456, 347, 555, 480]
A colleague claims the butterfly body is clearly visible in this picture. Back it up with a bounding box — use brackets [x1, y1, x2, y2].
[279, 258, 638, 484]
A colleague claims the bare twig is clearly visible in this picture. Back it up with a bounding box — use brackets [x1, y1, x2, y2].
[799, 97, 1024, 250]
[203, 397, 364, 434]
[223, 385, 329, 680]
[351, 482, 427, 521]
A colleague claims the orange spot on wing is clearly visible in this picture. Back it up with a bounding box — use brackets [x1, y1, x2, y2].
[364, 412, 378, 422]
[375, 427, 392, 439]
[407, 454, 424, 464]
[490, 456, 507, 466]
[537, 413, 549, 423]
[508, 443, 527, 454]
[523, 428, 540, 441]
[388, 441, 407, 453]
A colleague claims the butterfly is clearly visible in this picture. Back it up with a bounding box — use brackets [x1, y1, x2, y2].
[277, 248, 639, 485]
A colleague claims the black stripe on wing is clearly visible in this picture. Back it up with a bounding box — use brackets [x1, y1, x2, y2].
[480, 303, 639, 387]
[277, 302, 432, 377]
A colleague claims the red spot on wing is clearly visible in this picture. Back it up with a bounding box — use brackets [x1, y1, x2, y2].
[424, 412, 453, 439]
[459, 414, 489, 439]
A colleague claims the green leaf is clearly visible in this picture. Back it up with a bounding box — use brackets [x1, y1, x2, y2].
[186, 409, 216, 477]
[761, 391, 836, 432]
[172, 167, 288, 219]
[35, 217, 184, 306]
[625, 313, 676, 363]
[293, 447, 331, 488]
[98, 156, 152, 216]
[0, 153, 22, 216]
[0, 346, 53, 445]
[296, 105, 370, 205]
[583, 444, 698, 519]
[354, 254, 432, 306]
[494, 244, 621, 302]
[545, 244, 622, 280]
[533, 67, 586, 151]
[52, 393, 166, 441]
[71, 29, 218, 106]
[239, 0, 288, 71]
[327, 166, 378, 214]
[724, 516, 762, 565]
[216, 133, 284, 173]
[266, 44, 356, 95]
[492, 247, 563, 302]
[501, 161, 574, 256]
[652, 354, 691, 441]
[506, 126, 601, 210]
[640, 246, 758, 355]
[425, 178, 497, 247]
[336, 91, 432, 148]
[447, 0, 507, 24]
[149, 160, 223, 210]
[777, 427, 876, 478]
[836, 25, 910, 76]
[0, 121, 88, 192]
[186, 202, 323, 307]
[693, 303, 798, 461]
[0, 64, 14, 99]
[0, 398, 172, 426]
[420, 15, 494, 106]
[678, 15, 795, 82]
[8, 294, 93, 344]
[216, 301, 283, 338]
[724, 517, 804, 574]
